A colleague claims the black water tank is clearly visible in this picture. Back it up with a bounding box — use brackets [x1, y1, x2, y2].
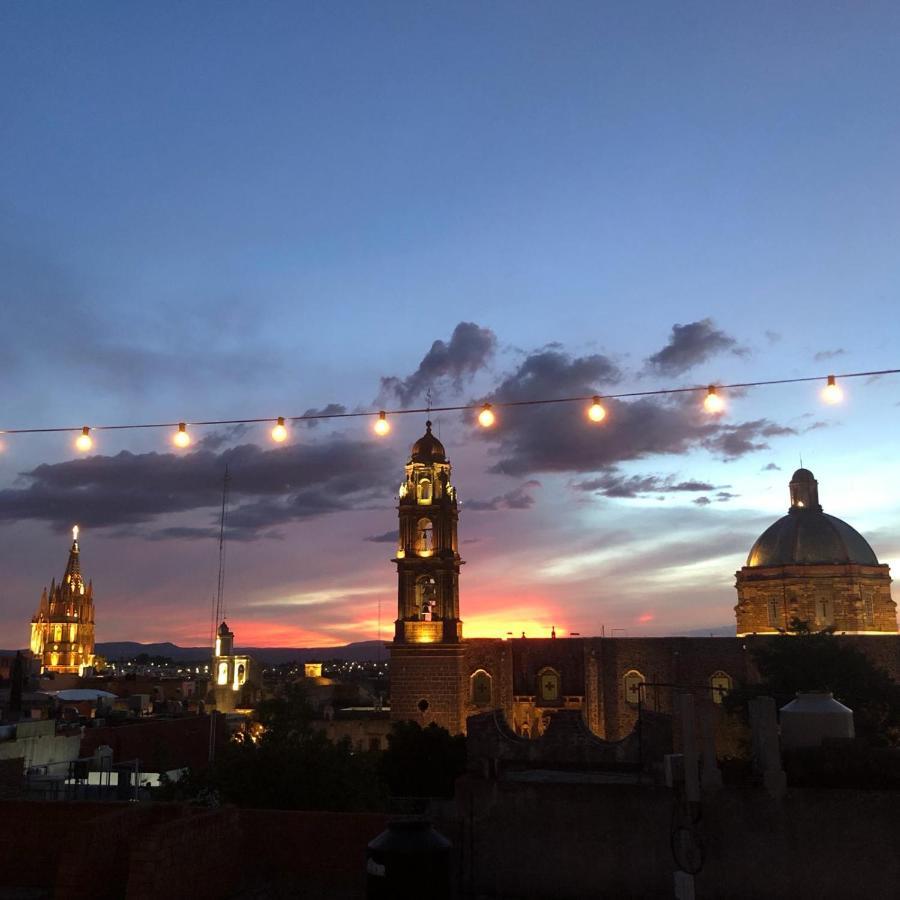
[366, 818, 452, 899]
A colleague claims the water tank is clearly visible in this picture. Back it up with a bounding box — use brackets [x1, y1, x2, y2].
[779, 692, 854, 749]
[366, 818, 451, 900]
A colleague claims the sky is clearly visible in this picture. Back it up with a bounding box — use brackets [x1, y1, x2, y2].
[2, 2, 900, 648]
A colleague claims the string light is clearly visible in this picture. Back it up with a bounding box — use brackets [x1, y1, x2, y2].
[587, 396, 606, 422]
[478, 403, 495, 428]
[75, 426, 93, 452]
[703, 385, 725, 414]
[271, 416, 288, 443]
[373, 411, 390, 436]
[173, 422, 191, 448]
[821, 375, 843, 405]
[0, 366, 895, 449]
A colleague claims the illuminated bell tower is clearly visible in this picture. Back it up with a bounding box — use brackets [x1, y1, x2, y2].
[30, 526, 96, 675]
[390, 422, 467, 732]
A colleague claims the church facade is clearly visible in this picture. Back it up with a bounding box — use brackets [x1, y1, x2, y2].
[30, 526, 96, 675]
[389, 426, 900, 738]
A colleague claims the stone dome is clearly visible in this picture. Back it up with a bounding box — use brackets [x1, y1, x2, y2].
[410, 421, 446, 463]
[746, 468, 879, 567]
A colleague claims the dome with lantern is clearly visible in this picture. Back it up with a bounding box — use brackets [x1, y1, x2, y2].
[746, 468, 879, 568]
[410, 421, 447, 464]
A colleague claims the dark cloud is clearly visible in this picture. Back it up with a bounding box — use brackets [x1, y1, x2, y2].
[0, 438, 395, 540]
[465, 480, 541, 511]
[701, 420, 795, 460]
[645, 319, 744, 376]
[475, 348, 791, 475]
[813, 349, 845, 362]
[715, 491, 738, 502]
[762, 462, 781, 471]
[572, 471, 718, 499]
[693, 496, 711, 506]
[365, 530, 399, 544]
[301, 404, 348, 427]
[380, 322, 497, 405]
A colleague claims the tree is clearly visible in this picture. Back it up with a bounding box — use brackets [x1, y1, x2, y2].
[379, 721, 466, 798]
[746, 622, 900, 746]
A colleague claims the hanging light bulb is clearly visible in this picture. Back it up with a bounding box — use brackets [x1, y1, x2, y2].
[173, 422, 191, 448]
[478, 403, 495, 428]
[373, 411, 390, 436]
[703, 385, 725, 414]
[821, 374, 843, 405]
[271, 416, 288, 443]
[75, 426, 93, 452]
[587, 396, 607, 422]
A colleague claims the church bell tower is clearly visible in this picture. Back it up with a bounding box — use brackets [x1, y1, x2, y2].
[390, 422, 467, 731]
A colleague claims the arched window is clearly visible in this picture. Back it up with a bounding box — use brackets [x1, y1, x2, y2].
[710, 671, 732, 704]
[217, 661, 229, 686]
[415, 518, 433, 555]
[417, 478, 432, 505]
[416, 576, 438, 619]
[537, 667, 560, 703]
[623, 670, 645, 706]
[471, 670, 492, 706]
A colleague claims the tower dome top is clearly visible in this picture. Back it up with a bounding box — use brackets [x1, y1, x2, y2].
[410, 421, 446, 464]
[746, 468, 879, 567]
[218, 620, 233, 637]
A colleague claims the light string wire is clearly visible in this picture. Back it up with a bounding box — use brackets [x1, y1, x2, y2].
[0, 366, 897, 436]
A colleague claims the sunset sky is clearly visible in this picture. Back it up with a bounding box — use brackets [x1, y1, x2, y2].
[2, 3, 900, 648]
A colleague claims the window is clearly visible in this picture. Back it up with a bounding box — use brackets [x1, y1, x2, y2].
[217, 661, 229, 686]
[416, 576, 437, 619]
[415, 518, 433, 555]
[471, 670, 492, 706]
[815, 596, 834, 627]
[537, 668, 560, 703]
[417, 478, 432, 504]
[417, 698, 430, 713]
[864, 592, 876, 627]
[623, 670, 645, 706]
[709, 671, 732, 704]
[767, 598, 780, 628]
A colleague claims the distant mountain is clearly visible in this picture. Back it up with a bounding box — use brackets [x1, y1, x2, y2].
[95, 639, 387, 664]
[677, 625, 736, 638]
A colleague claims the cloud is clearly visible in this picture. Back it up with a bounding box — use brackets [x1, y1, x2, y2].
[0, 437, 396, 540]
[380, 322, 497, 405]
[762, 462, 781, 471]
[813, 348, 845, 362]
[715, 491, 738, 502]
[301, 404, 348, 427]
[694, 497, 711, 506]
[645, 319, 744, 376]
[765, 330, 781, 344]
[572, 471, 718, 499]
[465, 481, 541, 511]
[365, 530, 399, 543]
[474, 348, 792, 475]
[701, 420, 796, 460]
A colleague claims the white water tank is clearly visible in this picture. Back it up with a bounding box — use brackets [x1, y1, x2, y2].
[779, 692, 854, 749]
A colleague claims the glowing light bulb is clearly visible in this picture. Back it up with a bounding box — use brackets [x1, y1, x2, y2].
[271, 416, 288, 443]
[373, 411, 390, 436]
[703, 385, 725, 414]
[821, 375, 843, 405]
[173, 422, 191, 448]
[75, 426, 93, 452]
[478, 403, 495, 428]
[588, 396, 606, 422]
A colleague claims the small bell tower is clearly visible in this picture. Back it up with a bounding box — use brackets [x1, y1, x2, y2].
[390, 422, 467, 732]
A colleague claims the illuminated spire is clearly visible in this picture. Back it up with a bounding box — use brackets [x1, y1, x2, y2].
[63, 524, 83, 590]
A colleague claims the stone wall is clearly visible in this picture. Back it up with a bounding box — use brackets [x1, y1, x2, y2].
[389, 643, 467, 733]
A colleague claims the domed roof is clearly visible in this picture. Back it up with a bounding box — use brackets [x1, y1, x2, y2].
[410, 421, 446, 464]
[746, 468, 879, 567]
